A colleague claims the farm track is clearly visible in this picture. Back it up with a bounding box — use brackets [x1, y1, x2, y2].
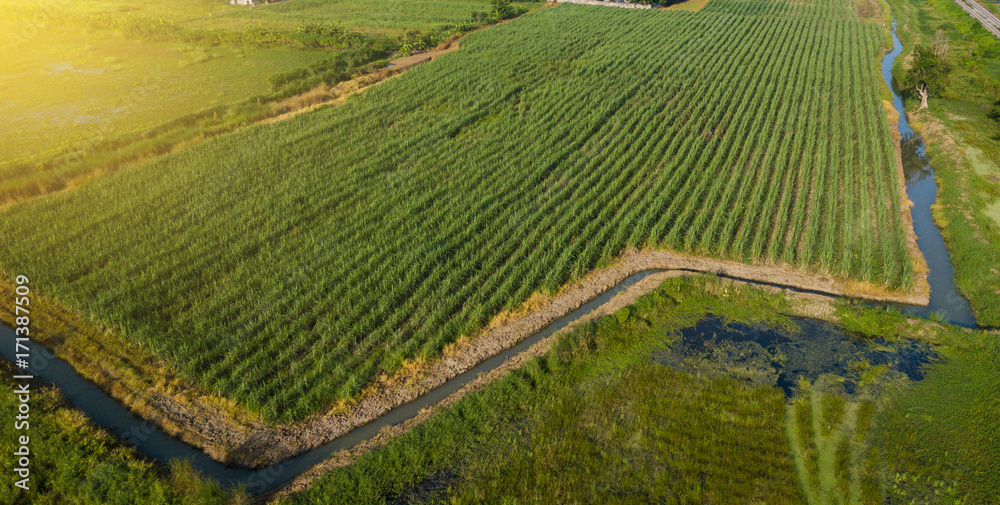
[261, 52, 441, 125]
[554, 0, 653, 9]
[953, 0, 1000, 38]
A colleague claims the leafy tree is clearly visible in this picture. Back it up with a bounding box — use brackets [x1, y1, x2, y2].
[988, 99, 1000, 140]
[987, 99, 1000, 122]
[901, 44, 953, 110]
[490, 0, 514, 21]
[399, 40, 413, 57]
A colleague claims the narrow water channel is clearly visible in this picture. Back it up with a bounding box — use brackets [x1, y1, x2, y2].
[0, 270, 662, 494]
[0, 20, 979, 496]
[883, 21, 978, 327]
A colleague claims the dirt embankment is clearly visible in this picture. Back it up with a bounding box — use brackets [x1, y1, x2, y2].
[554, 0, 652, 9]
[884, 99, 931, 297]
[167, 251, 928, 469]
[230, 252, 925, 470]
[257, 270, 685, 501]
[1, 248, 929, 474]
[259, 270, 845, 503]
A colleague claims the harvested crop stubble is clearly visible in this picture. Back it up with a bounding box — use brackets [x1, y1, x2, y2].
[0, 0, 914, 421]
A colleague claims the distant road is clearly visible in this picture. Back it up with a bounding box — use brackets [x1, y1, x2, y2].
[554, 0, 652, 9]
[954, 0, 1000, 39]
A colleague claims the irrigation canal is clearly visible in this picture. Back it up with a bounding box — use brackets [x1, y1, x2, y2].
[0, 20, 982, 495]
[883, 21, 977, 327]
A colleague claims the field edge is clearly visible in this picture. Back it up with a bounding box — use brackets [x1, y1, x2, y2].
[0, 246, 930, 469]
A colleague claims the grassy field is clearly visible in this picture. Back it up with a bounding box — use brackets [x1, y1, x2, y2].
[0, 0, 916, 422]
[877, 327, 1000, 502]
[0, 361, 244, 505]
[0, 0, 540, 205]
[1, 0, 504, 38]
[277, 276, 995, 504]
[278, 277, 808, 504]
[833, 301, 1000, 501]
[0, 25, 328, 167]
[887, 0, 1000, 326]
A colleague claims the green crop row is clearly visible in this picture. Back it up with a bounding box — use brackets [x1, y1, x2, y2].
[0, 0, 912, 422]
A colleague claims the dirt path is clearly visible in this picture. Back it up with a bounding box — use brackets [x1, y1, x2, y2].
[224, 252, 925, 469]
[387, 47, 455, 68]
[262, 46, 458, 125]
[554, 0, 652, 9]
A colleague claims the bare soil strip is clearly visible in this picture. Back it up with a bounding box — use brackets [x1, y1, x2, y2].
[553, 0, 653, 10]
[262, 47, 457, 125]
[258, 271, 692, 502]
[202, 250, 919, 467]
[234, 250, 903, 470]
[665, 0, 714, 12]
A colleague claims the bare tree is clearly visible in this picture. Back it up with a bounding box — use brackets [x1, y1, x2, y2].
[930, 30, 949, 59]
[902, 44, 952, 110]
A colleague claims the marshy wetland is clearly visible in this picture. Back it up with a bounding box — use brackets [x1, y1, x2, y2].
[278, 276, 999, 504]
[653, 315, 936, 397]
[5, 268, 994, 503]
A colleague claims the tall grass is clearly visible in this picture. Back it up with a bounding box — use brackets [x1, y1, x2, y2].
[0, 361, 245, 505]
[876, 334, 1000, 502]
[787, 377, 881, 504]
[281, 276, 804, 504]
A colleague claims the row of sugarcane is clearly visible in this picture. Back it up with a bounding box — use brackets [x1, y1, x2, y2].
[0, 0, 912, 421]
